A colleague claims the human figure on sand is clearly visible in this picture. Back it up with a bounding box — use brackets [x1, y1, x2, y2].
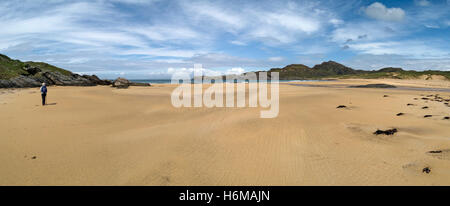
[40, 83, 47, 106]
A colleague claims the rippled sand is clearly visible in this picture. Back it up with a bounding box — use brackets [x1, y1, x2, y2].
[0, 79, 449, 185]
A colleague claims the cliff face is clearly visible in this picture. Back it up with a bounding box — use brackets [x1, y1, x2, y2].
[0, 54, 111, 88]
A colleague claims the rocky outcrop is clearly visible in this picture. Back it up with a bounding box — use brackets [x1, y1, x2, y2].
[42, 72, 95, 86]
[0, 54, 113, 88]
[82, 74, 112, 85]
[0, 70, 112, 88]
[0, 75, 42, 88]
[23, 64, 42, 75]
[112, 77, 130, 88]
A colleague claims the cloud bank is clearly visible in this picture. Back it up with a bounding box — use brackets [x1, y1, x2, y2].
[0, 0, 448, 78]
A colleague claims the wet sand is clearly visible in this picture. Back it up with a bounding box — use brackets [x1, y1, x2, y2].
[0, 79, 449, 185]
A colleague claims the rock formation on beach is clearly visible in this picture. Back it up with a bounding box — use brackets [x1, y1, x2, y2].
[0, 54, 111, 88]
[112, 77, 131, 88]
[112, 77, 151, 88]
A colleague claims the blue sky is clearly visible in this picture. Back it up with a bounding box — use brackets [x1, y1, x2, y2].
[0, 0, 449, 79]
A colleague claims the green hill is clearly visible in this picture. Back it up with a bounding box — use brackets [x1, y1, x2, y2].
[0, 54, 73, 80]
[0, 54, 110, 88]
[248, 61, 450, 80]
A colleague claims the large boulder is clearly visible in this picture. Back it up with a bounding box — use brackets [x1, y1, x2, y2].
[112, 77, 130, 88]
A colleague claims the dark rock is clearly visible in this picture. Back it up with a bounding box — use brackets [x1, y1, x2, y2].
[422, 167, 431, 174]
[396, 113, 404, 116]
[424, 115, 432, 118]
[112, 77, 130, 88]
[82, 74, 112, 85]
[12, 76, 42, 87]
[23, 64, 42, 75]
[407, 103, 414, 106]
[130, 82, 152, 87]
[383, 95, 389, 97]
[374, 128, 398, 135]
[443, 117, 449, 120]
[42, 71, 95, 86]
[350, 84, 396, 88]
[428, 150, 442, 154]
[336, 105, 347, 108]
[422, 106, 429, 109]
[0, 79, 16, 88]
[0, 76, 42, 88]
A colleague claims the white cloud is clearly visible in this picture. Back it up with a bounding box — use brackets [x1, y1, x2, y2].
[344, 54, 450, 71]
[1, 0, 448, 79]
[268, 57, 284, 62]
[110, 0, 160, 4]
[329, 18, 344, 26]
[330, 22, 398, 43]
[180, 1, 328, 44]
[364, 2, 405, 21]
[167, 67, 222, 77]
[127, 26, 202, 42]
[226, 67, 245, 75]
[118, 48, 204, 58]
[347, 41, 449, 58]
[262, 13, 320, 34]
[182, 1, 246, 32]
[230, 40, 247, 46]
[415, 0, 430, 7]
[166, 66, 245, 77]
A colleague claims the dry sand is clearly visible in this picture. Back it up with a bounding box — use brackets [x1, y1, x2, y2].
[0, 79, 449, 185]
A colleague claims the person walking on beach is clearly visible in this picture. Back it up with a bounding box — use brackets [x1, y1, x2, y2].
[40, 83, 47, 106]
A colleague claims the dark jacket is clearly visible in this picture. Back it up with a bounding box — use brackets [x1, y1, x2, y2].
[40, 86, 47, 94]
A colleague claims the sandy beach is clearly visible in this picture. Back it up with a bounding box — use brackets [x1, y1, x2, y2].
[0, 79, 449, 185]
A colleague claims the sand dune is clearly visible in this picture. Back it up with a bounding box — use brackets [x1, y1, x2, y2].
[0, 79, 449, 185]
